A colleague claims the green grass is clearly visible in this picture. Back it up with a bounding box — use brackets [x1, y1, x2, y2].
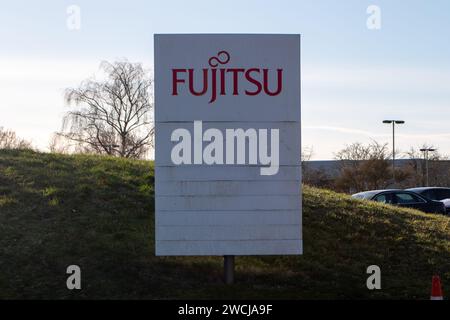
[0, 149, 449, 299]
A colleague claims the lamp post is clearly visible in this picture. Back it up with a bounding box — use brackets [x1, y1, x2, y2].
[420, 148, 436, 187]
[383, 120, 405, 184]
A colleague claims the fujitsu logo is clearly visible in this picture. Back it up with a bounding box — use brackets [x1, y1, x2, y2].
[172, 51, 283, 103]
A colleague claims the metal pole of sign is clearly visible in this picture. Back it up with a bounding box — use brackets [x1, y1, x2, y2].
[224, 255, 235, 284]
[392, 122, 396, 184]
[426, 150, 430, 187]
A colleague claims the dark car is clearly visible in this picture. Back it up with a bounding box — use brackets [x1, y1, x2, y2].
[406, 187, 450, 214]
[352, 189, 446, 214]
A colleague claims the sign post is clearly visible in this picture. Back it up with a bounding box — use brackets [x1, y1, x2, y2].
[224, 255, 235, 285]
[154, 34, 302, 280]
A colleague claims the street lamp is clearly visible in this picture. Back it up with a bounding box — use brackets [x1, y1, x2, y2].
[383, 120, 405, 184]
[420, 147, 436, 187]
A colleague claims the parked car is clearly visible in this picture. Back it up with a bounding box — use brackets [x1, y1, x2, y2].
[406, 187, 450, 215]
[352, 189, 446, 214]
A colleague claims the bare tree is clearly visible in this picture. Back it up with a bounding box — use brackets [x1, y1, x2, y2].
[0, 127, 32, 150]
[404, 145, 450, 187]
[59, 60, 154, 159]
[48, 132, 70, 154]
[301, 146, 333, 188]
[335, 141, 390, 163]
[334, 141, 394, 193]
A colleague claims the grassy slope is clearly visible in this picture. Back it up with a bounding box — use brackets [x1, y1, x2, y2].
[0, 149, 449, 299]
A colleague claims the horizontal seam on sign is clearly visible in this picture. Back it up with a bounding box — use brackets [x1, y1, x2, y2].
[154, 33, 300, 36]
[157, 224, 301, 227]
[156, 180, 302, 183]
[156, 209, 298, 214]
[158, 223, 301, 225]
[154, 166, 302, 168]
[158, 216, 301, 218]
[155, 167, 301, 169]
[155, 121, 301, 124]
[156, 194, 299, 198]
[156, 180, 301, 182]
[156, 194, 301, 197]
[155, 164, 301, 166]
[158, 240, 301, 242]
[157, 195, 300, 196]
[158, 208, 300, 212]
[156, 239, 303, 242]
[156, 176, 301, 178]
[156, 178, 301, 180]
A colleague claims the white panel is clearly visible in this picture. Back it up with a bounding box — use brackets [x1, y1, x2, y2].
[154, 34, 300, 122]
[155, 165, 301, 181]
[157, 225, 300, 241]
[156, 195, 300, 211]
[156, 240, 303, 256]
[156, 181, 300, 196]
[155, 121, 300, 166]
[157, 211, 301, 226]
[154, 34, 302, 256]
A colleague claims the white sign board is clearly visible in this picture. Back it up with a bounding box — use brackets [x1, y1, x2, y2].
[155, 34, 302, 256]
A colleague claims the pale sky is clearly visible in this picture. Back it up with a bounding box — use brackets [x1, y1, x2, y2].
[1, 0, 450, 159]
